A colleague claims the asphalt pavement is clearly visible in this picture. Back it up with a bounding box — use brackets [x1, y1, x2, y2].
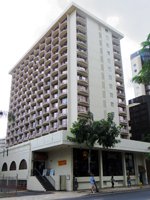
[0, 185, 150, 200]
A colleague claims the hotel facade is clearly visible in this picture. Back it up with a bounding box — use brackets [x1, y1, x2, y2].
[0, 4, 150, 191]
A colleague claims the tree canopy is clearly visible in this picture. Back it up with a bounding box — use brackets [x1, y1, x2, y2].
[67, 112, 120, 149]
[132, 33, 150, 85]
[68, 112, 121, 173]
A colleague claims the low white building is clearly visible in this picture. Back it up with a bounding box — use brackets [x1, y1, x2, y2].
[0, 131, 150, 191]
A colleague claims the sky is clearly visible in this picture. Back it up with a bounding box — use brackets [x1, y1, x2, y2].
[0, 0, 149, 139]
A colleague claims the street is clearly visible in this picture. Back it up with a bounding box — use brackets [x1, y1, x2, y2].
[60, 190, 150, 200]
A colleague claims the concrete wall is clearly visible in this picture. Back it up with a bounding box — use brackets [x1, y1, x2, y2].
[47, 147, 72, 191]
[87, 16, 119, 125]
[68, 10, 78, 130]
[0, 142, 30, 180]
[27, 176, 45, 191]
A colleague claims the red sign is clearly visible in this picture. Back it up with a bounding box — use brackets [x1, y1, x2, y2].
[58, 160, 67, 166]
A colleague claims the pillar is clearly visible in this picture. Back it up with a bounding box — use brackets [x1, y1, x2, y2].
[122, 152, 127, 186]
[99, 150, 103, 188]
[143, 156, 148, 185]
[134, 153, 139, 185]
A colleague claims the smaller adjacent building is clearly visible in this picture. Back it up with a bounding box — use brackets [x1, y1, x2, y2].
[129, 95, 150, 141]
[131, 49, 150, 98]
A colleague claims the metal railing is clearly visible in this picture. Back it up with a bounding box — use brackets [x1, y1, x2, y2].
[0, 175, 18, 193]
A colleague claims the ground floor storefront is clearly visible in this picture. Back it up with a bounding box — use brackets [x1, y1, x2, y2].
[0, 131, 150, 191]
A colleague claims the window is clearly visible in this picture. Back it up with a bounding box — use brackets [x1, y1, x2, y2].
[61, 119, 67, 125]
[61, 108, 67, 114]
[10, 161, 17, 171]
[19, 159, 27, 170]
[2, 163, 7, 171]
[125, 153, 135, 175]
[103, 151, 123, 176]
[61, 98, 67, 104]
[73, 148, 99, 177]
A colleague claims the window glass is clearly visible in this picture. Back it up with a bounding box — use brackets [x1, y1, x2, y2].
[103, 151, 123, 176]
[125, 153, 135, 175]
[73, 148, 99, 177]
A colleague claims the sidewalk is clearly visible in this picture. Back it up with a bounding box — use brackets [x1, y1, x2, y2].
[0, 185, 150, 199]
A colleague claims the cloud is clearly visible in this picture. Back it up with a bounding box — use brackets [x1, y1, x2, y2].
[106, 16, 120, 28]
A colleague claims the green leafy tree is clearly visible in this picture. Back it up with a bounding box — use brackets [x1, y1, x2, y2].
[132, 33, 150, 84]
[67, 112, 120, 173]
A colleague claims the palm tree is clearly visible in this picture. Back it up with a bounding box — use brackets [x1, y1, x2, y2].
[132, 33, 150, 85]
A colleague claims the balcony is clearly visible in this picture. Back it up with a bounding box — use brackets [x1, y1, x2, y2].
[119, 119, 128, 126]
[59, 112, 67, 120]
[53, 28, 59, 38]
[58, 124, 67, 130]
[59, 80, 67, 90]
[52, 37, 59, 46]
[59, 102, 67, 110]
[59, 54, 67, 64]
[77, 32, 86, 42]
[43, 119, 50, 126]
[51, 61, 59, 70]
[51, 97, 58, 104]
[118, 100, 126, 107]
[52, 45, 59, 54]
[45, 52, 51, 60]
[51, 78, 58, 86]
[77, 67, 87, 77]
[50, 116, 58, 123]
[60, 45, 67, 55]
[114, 52, 120, 60]
[51, 86, 58, 94]
[115, 60, 122, 67]
[60, 30, 67, 39]
[59, 71, 67, 80]
[60, 21, 67, 32]
[51, 67, 58, 77]
[59, 61, 67, 72]
[46, 37, 51, 45]
[39, 43, 45, 51]
[115, 66, 122, 75]
[50, 107, 58, 113]
[46, 44, 51, 52]
[117, 91, 125, 99]
[119, 110, 127, 117]
[60, 38, 67, 48]
[116, 75, 123, 82]
[113, 38, 120, 46]
[78, 98, 88, 107]
[52, 53, 59, 63]
[120, 128, 129, 137]
[78, 109, 88, 117]
[77, 77, 88, 86]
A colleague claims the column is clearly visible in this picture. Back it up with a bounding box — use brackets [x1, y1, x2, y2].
[122, 152, 127, 186]
[99, 150, 103, 188]
[143, 156, 148, 185]
[134, 153, 139, 185]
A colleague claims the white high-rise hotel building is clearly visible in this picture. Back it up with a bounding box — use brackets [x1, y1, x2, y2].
[1, 4, 150, 191]
[7, 5, 128, 146]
